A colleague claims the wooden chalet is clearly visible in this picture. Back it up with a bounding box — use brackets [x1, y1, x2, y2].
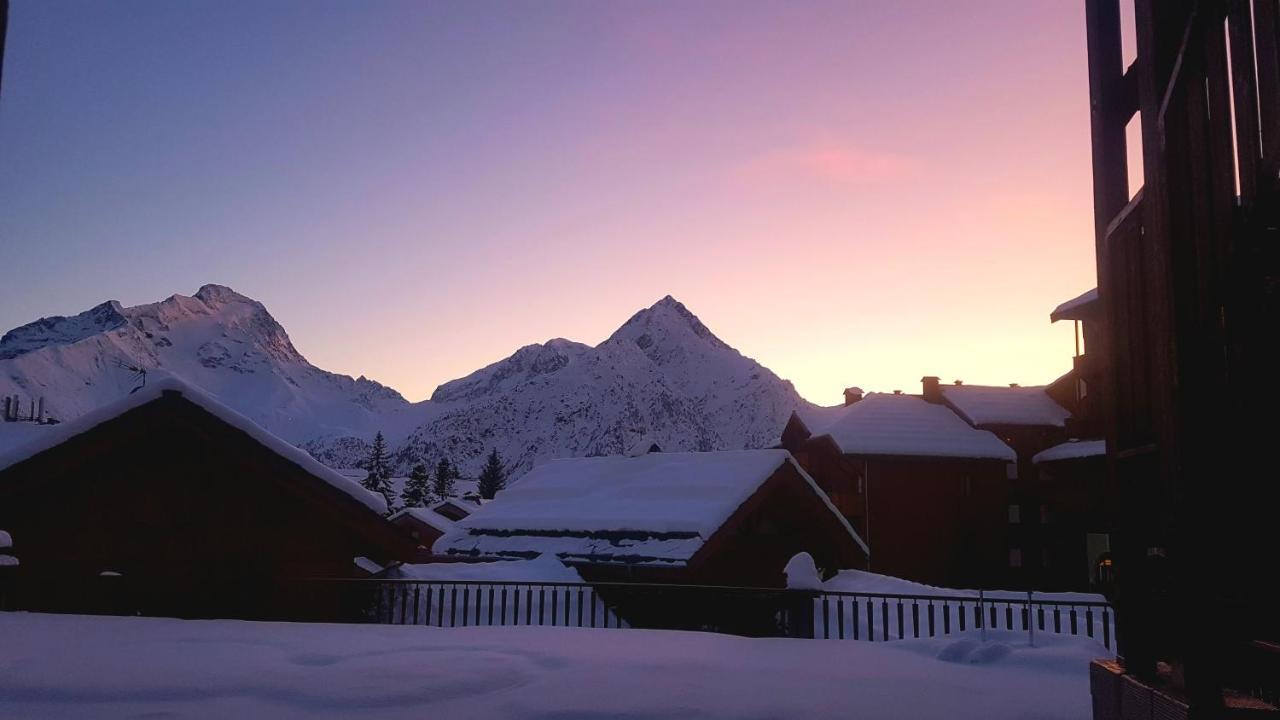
[0, 377, 416, 615]
[431, 498, 479, 522]
[1083, 1, 1280, 716]
[781, 392, 1017, 588]
[389, 506, 455, 560]
[434, 449, 868, 588]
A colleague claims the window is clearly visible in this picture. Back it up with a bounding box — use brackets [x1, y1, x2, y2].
[1006, 462, 1018, 480]
[1042, 547, 1052, 568]
[1040, 505, 1051, 524]
[1009, 548, 1023, 568]
[1008, 504, 1021, 524]
[962, 476, 973, 497]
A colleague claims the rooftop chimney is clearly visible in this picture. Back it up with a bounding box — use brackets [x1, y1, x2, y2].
[922, 376, 942, 403]
[843, 387, 864, 406]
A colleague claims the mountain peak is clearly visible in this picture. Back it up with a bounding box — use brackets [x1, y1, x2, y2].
[608, 295, 727, 351]
[193, 284, 255, 308]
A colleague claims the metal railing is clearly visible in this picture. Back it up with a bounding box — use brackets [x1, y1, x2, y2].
[0, 575, 1114, 649]
[812, 589, 1114, 650]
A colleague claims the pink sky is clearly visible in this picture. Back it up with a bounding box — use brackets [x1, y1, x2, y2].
[1, 1, 1101, 404]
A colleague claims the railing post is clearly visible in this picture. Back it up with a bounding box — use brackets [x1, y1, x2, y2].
[1027, 591, 1035, 648]
[786, 590, 817, 639]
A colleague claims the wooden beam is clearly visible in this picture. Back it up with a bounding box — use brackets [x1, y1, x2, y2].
[1254, 0, 1280, 169]
[1227, 0, 1262, 202]
[0, 0, 9, 102]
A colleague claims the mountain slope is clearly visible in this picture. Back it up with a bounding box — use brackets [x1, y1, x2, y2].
[356, 296, 812, 478]
[3, 289, 819, 481]
[0, 285, 408, 443]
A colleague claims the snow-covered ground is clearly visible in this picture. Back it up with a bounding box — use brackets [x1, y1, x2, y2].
[0, 612, 1106, 719]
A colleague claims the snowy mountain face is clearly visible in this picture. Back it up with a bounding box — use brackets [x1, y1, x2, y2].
[353, 296, 812, 478]
[3, 289, 816, 482]
[0, 285, 407, 443]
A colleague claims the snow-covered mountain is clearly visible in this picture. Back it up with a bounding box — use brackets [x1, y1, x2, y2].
[2, 288, 817, 480]
[323, 295, 810, 477]
[0, 285, 408, 443]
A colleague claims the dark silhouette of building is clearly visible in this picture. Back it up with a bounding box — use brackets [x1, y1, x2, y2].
[0, 378, 415, 616]
[1084, 1, 1279, 716]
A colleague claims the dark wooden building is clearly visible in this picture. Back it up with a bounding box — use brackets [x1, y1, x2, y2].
[782, 391, 1017, 588]
[388, 506, 455, 561]
[0, 378, 415, 602]
[1084, 1, 1280, 716]
[436, 449, 868, 588]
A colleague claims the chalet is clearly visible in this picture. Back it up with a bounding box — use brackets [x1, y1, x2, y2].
[431, 498, 480, 522]
[389, 506, 455, 558]
[1047, 287, 1105, 438]
[1031, 439, 1110, 589]
[435, 449, 868, 588]
[923, 377, 1087, 588]
[782, 391, 1017, 588]
[0, 376, 416, 614]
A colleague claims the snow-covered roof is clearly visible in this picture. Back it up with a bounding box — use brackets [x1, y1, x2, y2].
[942, 385, 1071, 428]
[437, 449, 865, 565]
[390, 506, 456, 535]
[1050, 288, 1100, 322]
[1033, 439, 1106, 464]
[810, 393, 1017, 462]
[387, 555, 585, 583]
[0, 373, 389, 514]
[0, 529, 11, 549]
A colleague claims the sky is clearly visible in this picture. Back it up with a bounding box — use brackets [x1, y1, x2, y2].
[0, 1, 1107, 405]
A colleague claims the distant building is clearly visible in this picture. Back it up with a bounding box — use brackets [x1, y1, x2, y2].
[389, 506, 455, 559]
[782, 392, 1017, 588]
[0, 377, 415, 615]
[431, 498, 479, 523]
[435, 449, 868, 587]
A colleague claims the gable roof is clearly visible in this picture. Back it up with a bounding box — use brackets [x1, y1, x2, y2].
[390, 506, 456, 534]
[809, 393, 1017, 461]
[436, 449, 866, 565]
[942, 385, 1071, 428]
[0, 374, 388, 514]
[1051, 288, 1100, 322]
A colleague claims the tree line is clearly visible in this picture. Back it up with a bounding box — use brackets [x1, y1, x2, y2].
[359, 431, 507, 514]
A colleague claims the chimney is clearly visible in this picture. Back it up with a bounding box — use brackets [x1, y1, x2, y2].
[922, 376, 942, 403]
[843, 387, 864, 406]
[37, 397, 44, 423]
[2, 396, 9, 421]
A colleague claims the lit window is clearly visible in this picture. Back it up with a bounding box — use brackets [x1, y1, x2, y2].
[1008, 504, 1021, 524]
[1009, 548, 1023, 568]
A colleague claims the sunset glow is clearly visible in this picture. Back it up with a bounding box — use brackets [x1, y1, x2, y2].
[0, 1, 1098, 403]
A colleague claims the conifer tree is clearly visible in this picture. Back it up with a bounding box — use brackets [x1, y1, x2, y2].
[477, 448, 506, 500]
[400, 463, 431, 508]
[362, 431, 394, 511]
[431, 457, 458, 501]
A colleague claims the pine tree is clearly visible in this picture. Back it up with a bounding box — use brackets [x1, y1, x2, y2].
[400, 463, 431, 508]
[477, 448, 506, 500]
[362, 431, 394, 511]
[431, 457, 458, 501]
